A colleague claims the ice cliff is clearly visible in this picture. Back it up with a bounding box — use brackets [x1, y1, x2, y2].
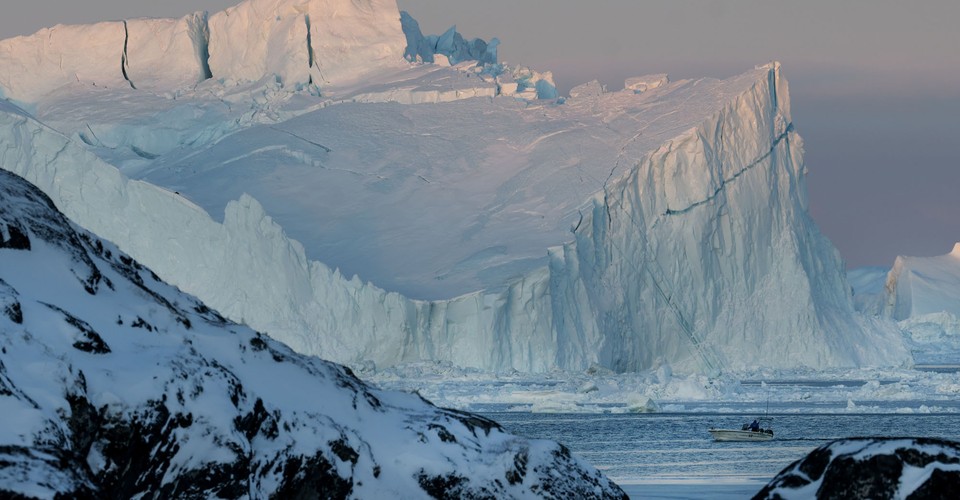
[0, 167, 625, 498]
[0, 0, 909, 375]
[756, 438, 960, 499]
[0, 0, 407, 102]
[884, 243, 960, 321]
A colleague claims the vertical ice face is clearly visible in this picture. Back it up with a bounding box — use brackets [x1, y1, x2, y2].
[207, 0, 407, 88]
[0, 0, 407, 103]
[557, 63, 866, 373]
[124, 14, 214, 90]
[0, 16, 215, 102]
[0, 21, 128, 102]
[399, 11, 499, 66]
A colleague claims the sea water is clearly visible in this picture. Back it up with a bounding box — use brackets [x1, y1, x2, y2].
[483, 412, 960, 499]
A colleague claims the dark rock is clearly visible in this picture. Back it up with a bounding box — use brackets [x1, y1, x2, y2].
[0, 220, 30, 249]
[755, 438, 960, 500]
[274, 451, 352, 499]
[1, 279, 22, 324]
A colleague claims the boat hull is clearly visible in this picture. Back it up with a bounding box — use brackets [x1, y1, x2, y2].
[709, 429, 774, 442]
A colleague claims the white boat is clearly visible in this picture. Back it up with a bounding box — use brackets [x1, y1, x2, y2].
[708, 428, 775, 442]
[709, 418, 774, 441]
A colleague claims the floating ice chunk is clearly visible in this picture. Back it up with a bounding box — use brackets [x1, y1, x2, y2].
[625, 396, 660, 413]
[569, 80, 606, 99]
[625, 74, 669, 93]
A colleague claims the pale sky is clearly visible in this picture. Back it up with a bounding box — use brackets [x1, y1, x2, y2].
[2, 0, 958, 269]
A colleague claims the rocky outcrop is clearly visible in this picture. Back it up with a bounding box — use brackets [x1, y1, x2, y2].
[755, 437, 960, 499]
[0, 168, 625, 498]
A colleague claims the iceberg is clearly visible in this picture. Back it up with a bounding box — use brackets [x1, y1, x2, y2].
[852, 244, 960, 364]
[884, 243, 960, 321]
[0, 0, 909, 375]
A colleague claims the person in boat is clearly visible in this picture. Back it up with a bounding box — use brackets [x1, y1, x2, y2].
[749, 419, 760, 432]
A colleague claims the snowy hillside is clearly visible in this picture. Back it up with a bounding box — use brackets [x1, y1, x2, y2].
[0, 0, 909, 374]
[0, 167, 625, 498]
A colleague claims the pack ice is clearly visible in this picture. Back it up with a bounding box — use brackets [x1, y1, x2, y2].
[0, 0, 908, 374]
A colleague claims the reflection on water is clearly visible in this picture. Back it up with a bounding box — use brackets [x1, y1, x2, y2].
[484, 412, 960, 488]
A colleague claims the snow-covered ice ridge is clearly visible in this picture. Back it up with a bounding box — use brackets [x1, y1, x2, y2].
[0, 0, 908, 374]
[0, 167, 625, 498]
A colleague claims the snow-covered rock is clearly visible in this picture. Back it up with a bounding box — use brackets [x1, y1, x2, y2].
[0, 1, 910, 375]
[0, 167, 625, 498]
[208, 0, 406, 89]
[755, 438, 960, 499]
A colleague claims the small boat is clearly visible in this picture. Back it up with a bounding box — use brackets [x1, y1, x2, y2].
[708, 428, 775, 441]
[709, 418, 774, 441]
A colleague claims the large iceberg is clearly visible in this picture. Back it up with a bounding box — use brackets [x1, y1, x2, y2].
[0, 0, 909, 374]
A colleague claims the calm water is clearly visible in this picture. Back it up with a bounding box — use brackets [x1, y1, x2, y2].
[484, 412, 960, 499]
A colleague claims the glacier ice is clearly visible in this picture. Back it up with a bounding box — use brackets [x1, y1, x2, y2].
[884, 243, 960, 321]
[207, 0, 407, 89]
[0, 0, 911, 375]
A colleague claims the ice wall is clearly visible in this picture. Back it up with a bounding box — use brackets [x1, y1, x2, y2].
[208, 0, 406, 87]
[0, 0, 406, 103]
[0, 21, 129, 103]
[0, 65, 910, 375]
[884, 243, 960, 321]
